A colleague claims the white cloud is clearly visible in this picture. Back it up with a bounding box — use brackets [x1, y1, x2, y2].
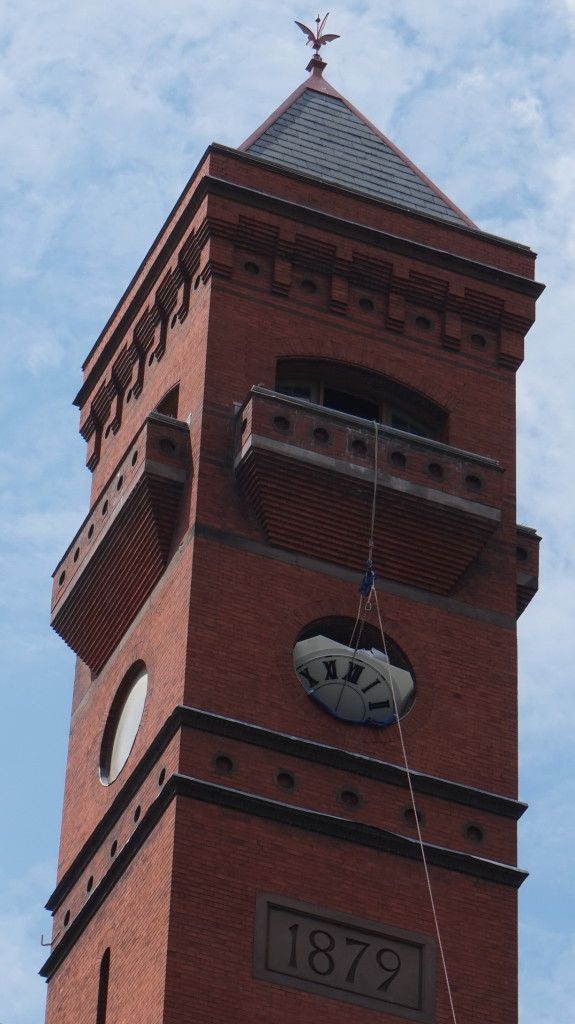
[520, 920, 575, 1024]
[0, 865, 51, 1024]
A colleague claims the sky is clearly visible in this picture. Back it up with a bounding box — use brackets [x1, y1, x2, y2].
[1, 0, 574, 1021]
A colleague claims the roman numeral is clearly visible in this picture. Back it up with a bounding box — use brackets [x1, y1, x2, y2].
[299, 667, 319, 688]
[343, 661, 364, 685]
[322, 659, 338, 680]
[361, 679, 380, 694]
[369, 700, 391, 710]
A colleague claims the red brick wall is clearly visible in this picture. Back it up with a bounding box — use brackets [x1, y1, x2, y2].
[184, 538, 518, 796]
[46, 806, 175, 1024]
[55, 538, 192, 877]
[163, 798, 518, 1024]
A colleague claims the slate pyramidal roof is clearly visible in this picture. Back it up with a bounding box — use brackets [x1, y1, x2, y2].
[239, 58, 475, 230]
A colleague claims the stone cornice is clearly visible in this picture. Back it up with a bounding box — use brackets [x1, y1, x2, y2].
[75, 167, 544, 413]
[40, 764, 527, 980]
[46, 706, 527, 917]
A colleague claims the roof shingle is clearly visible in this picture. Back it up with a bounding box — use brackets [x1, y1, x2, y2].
[244, 87, 470, 227]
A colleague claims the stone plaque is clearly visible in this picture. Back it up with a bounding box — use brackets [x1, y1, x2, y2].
[254, 893, 435, 1021]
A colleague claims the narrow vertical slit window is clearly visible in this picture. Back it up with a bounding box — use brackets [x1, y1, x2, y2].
[96, 947, 110, 1024]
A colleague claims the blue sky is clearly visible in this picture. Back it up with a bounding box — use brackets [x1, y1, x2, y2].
[1, 1, 574, 1021]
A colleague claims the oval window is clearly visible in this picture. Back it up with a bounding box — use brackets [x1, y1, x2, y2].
[101, 664, 148, 785]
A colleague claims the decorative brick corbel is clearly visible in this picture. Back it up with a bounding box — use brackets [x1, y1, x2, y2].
[387, 291, 406, 333]
[131, 311, 156, 397]
[202, 235, 234, 281]
[81, 411, 101, 471]
[273, 227, 295, 296]
[272, 255, 292, 297]
[330, 273, 349, 316]
[498, 328, 524, 370]
[443, 310, 462, 350]
[155, 271, 179, 360]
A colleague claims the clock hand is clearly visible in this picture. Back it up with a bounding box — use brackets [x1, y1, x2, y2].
[331, 680, 348, 714]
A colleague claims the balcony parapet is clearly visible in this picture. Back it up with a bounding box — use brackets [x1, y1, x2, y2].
[515, 524, 540, 616]
[51, 413, 190, 674]
[235, 388, 504, 595]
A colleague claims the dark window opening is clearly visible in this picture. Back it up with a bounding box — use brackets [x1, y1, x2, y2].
[389, 411, 433, 439]
[323, 388, 379, 421]
[96, 948, 110, 1024]
[296, 616, 412, 675]
[274, 379, 318, 403]
[155, 384, 180, 418]
[275, 360, 445, 442]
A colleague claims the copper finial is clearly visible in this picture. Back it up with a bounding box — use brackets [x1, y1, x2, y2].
[295, 13, 340, 56]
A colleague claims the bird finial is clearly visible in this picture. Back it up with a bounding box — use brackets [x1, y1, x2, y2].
[295, 13, 340, 58]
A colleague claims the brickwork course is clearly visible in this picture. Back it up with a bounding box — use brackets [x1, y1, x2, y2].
[43, 53, 542, 1024]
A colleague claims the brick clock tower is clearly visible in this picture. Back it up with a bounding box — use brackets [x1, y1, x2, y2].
[42, 38, 542, 1024]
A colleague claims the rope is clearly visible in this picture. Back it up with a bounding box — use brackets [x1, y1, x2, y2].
[351, 423, 380, 649]
[371, 587, 458, 1024]
[349, 595, 366, 651]
[367, 421, 379, 566]
[357, 419, 458, 1024]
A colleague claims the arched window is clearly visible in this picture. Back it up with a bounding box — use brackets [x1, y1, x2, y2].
[275, 360, 446, 440]
[155, 384, 180, 418]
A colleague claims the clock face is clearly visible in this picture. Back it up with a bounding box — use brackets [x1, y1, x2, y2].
[293, 636, 414, 726]
[101, 663, 148, 785]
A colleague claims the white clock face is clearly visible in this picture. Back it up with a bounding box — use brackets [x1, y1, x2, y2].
[293, 636, 414, 726]
[101, 664, 148, 785]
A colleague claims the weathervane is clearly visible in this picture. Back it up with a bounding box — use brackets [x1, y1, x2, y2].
[295, 13, 340, 55]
